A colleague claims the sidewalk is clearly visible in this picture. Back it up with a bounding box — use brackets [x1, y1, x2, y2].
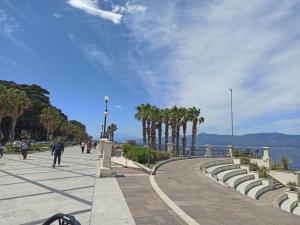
[111, 156, 140, 169]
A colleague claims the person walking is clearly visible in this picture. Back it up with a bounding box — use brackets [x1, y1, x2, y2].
[52, 138, 64, 168]
[86, 141, 92, 154]
[81, 141, 85, 153]
[21, 138, 30, 160]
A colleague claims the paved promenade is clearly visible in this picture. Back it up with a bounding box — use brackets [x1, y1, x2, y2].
[155, 158, 300, 225]
[0, 146, 97, 225]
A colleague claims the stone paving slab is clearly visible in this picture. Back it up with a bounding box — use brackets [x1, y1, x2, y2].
[115, 166, 187, 225]
[0, 146, 97, 225]
[155, 158, 300, 225]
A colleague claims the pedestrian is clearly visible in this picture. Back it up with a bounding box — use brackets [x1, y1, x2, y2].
[81, 141, 85, 153]
[87, 141, 92, 154]
[21, 138, 30, 160]
[52, 138, 64, 168]
[93, 142, 97, 149]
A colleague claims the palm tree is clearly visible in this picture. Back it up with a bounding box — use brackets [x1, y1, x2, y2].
[181, 108, 193, 156]
[40, 107, 62, 140]
[170, 106, 183, 155]
[190, 107, 204, 155]
[0, 85, 13, 126]
[135, 104, 151, 145]
[156, 109, 163, 151]
[162, 108, 170, 150]
[7, 88, 31, 140]
[149, 106, 159, 149]
[60, 121, 73, 139]
[109, 123, 117, 142]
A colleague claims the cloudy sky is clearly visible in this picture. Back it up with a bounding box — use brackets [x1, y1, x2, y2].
[1, 0, 300, 138]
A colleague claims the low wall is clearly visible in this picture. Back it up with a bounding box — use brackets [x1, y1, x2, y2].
[270, 170, 299, 186]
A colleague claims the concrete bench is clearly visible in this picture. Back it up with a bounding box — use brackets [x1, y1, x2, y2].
[226, 174, 255, 189]
[215, 168, 247, 182]
[200, 159, 233, 171]
[206, 164, 239, 176]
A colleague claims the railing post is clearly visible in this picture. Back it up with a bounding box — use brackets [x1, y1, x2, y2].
[205, 144, 212, 157]
[262, 146, 271, 169]
[98, 138, 114, 177]
[167, 143, 173, 154]
[227, 145, 233, 158]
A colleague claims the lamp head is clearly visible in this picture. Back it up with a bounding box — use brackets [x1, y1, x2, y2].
[104, 96, 109, 101]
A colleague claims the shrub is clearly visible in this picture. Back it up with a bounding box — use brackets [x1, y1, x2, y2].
[281, 156, 289, 170]
[258, 166, 268, 178]
[127, 140, 137, 146]
[232, 150, 240, 157]
[240, 157, 250, 165]
[287, 181, 297, 191]
[249, 162, 258, 171]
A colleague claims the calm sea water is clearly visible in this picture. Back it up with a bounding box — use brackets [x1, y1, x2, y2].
[270, 147, 300, 170]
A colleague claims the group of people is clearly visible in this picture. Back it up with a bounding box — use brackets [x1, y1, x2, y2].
[0, 137, 95, 168]
[80, 141, 95, 154]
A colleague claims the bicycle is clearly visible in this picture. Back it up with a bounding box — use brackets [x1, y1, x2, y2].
[42, 213, 81, 225]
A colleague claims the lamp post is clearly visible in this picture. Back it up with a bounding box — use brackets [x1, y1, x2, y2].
[103, 96, 109, 138]
[229, 89, 234, 144]
[100, 125, 104, 138]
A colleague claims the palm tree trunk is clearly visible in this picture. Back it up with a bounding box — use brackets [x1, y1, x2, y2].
[10, 115, 17, 141]
[182, 122, 187, 156]
[142, 120, 146, 145]
[164, 122, 169, 150]
[176, 125, 180, 155]
[171, 123, 175, 145]
[146, 120, 151, 145]
[191, 120, 197, 155]
[151, 121, 156, 149]
[158, 122, 162, 151]
[112, 132, 114, 142]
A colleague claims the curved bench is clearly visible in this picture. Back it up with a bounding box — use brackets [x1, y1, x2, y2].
[206, 164, 239, 176]
[281, 198, 298, 213]
[278, 194, 288, 208]
[200, 159, 233, 172]
[215, 168, 247, 182]
[292, 205, 300, 216]
[247, 181, 273, 199]
[236, 179, 262, 194]
[226, 174, 255, 189]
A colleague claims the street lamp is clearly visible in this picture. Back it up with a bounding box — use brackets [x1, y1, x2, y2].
[103, 96, 109, 138]
[229, 89, 234, 144]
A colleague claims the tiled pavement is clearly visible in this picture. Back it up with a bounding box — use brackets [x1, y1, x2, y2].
[155, 158, 300, 225]
[0, 146, 98, 225]
[115, 166, 187, 225]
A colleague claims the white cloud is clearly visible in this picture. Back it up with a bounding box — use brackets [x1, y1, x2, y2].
[112, 2, 146, 14]
[53, 13, 63, 18]
[84, 45, 112, 68]
[67, 0, 122, 24]
[126, 0, 300, 134]
[0, 9, 33, 52]
[114, 104, 123, 109]
[0, 9, 20, 36]
[0, 55, 19, 67]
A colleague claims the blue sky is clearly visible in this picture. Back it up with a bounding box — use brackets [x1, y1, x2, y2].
[1, 0, 300, 138]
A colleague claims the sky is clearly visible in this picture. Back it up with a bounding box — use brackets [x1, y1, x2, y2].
[0, 0, 300, 139]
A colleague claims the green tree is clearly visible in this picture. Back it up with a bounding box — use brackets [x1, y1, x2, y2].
[181, 108, 193, 156]
[190, 107, 204, 155]
[40, 107, 62, 140]
[135, 104, 150, 145]
[162, 108, 171, 148]
[7, 88, 31, 140]
[0, 85, 13, 126]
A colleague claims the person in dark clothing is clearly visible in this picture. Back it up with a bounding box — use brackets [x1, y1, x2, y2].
[21, 139, 30, 160]
[52, 139, 64, 168]
[0, 142, 4, 158]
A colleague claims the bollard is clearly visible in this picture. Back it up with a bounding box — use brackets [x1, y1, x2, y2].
[205, 144, 212, 157]
[99, 139, 114, 177]
[227, 145, 233, 158]
[167, 143, 174, 153]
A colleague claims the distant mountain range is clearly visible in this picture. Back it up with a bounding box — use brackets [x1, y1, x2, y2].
[190, 133, 300, 148]
[116, 132, 300, 148]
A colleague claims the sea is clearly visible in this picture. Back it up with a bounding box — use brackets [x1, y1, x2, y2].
[270, 147, 300, 171]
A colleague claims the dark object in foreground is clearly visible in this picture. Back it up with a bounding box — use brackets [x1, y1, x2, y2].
[42, 213, 81, 225]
